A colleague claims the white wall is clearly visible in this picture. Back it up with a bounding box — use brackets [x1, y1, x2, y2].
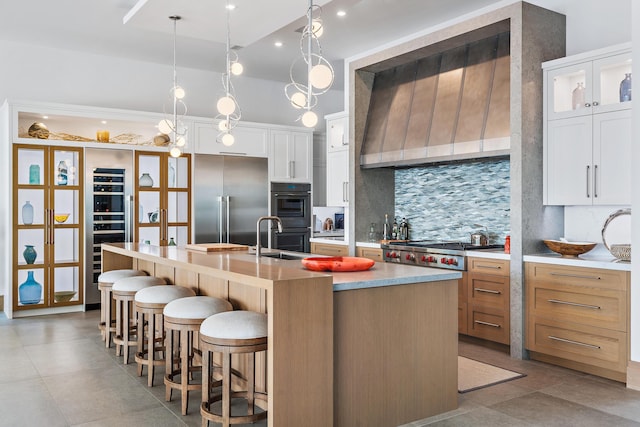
[0, 40, 343, 131]
[631, 1, 640, 364]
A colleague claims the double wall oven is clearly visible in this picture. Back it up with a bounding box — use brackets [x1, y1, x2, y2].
[270, 182, 311, 252]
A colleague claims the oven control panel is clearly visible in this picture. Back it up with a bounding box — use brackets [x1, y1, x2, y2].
[383, 249, 465, 270]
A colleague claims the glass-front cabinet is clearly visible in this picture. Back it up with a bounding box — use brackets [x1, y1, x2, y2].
[547, 50, 632, 120]
[135, 151, 191, 246]
[13, 144, 84, 311]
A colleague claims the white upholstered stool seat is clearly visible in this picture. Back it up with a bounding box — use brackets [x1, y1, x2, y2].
[163, 296, 233, 415]
[98, 269, 147, 348]
[112, 276, 166, 364]
[200, 311, 268, 427]
[134, 285, 196, 387]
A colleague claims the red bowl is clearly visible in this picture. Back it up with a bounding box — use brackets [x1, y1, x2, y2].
[301, 256, 375, 272]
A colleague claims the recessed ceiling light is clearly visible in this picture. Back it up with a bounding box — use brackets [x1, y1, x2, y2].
[337, 10, 346, 17]
[42, 115, 48, 119]
[275, 41, 283, 47]
[101, 120, 107, 124]
[226, 4, 236, 10]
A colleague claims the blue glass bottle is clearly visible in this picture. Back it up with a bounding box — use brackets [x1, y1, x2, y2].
[620, 73, 632, 102]
[19, 271, 42, 305]
[23, 245, 37, 264]
[57, 160, 68, 185]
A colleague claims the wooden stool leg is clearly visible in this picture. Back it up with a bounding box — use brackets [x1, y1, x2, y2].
[201, 348, 210, 427]
[147, 312, 156, 387]
[99, 287, 106, 338]
[104, 288, 112, 348]
[181, 329, 189, 415]
[137, 310, 144, 377]
[122, 300, 130, 364]
[222, 351, 231, 426]
[247, 353, 255, 416]
[165, 326, 174, 402]
[114, 297, 122, 356]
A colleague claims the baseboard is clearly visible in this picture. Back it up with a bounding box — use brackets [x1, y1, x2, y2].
[627, 360, 640, 390]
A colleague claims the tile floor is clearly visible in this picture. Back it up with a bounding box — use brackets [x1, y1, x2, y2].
[1, 310, 640, 426]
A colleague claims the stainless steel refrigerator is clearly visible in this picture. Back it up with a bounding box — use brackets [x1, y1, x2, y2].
[194, 155, 268, 246]
[84, 148, 135, 306]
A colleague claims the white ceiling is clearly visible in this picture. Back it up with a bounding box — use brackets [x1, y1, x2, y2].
[1, 0, 525, 88]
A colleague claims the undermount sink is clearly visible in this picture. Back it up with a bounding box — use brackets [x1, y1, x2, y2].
[260, 252, 306, 260]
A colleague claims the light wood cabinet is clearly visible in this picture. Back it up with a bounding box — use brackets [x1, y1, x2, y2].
[525, 262, 629, 382]
[356, 246, 383, 262]
[543, 44, 632, 206]
[465, 257, 510, 344]
[135, 151, 191, 247]
[311, 242, 348, 256]
[12, 144, 84, 313]
[269, 129, 313, 183]
[458, 272, 468, 335]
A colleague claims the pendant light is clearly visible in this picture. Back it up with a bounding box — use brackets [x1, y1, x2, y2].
[215, 2, 242, 146]
[285, 0, 334, 128]
[158, 15, 188, 158]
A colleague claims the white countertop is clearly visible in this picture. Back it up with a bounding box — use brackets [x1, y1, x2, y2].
[356, 241, 382, 248]
[465, 249, 510, 260]
[524, 252, 631, 271]
[310, 237, 347, 245]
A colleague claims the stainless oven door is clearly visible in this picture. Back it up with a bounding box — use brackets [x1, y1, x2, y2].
[270, 183, 311, 229]
[272, 228, 311, 253]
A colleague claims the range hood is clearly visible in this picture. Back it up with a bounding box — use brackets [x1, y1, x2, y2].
[360, 30, 510, 168]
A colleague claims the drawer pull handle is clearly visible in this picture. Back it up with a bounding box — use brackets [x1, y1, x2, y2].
[477, 264, 502, 270]
[549, 272, 601, 280]
[474, 320, 501, 328]
[548, 335, 601, 350]
[475, 288, 501, 295]
[548, 299, 601, 310]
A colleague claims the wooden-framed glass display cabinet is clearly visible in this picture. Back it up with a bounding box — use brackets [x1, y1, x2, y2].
[13, 144, 84, 312]
[135, 151, 191, 246]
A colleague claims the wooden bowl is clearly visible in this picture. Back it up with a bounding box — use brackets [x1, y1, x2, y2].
[54, 291, 76, 302]
[543, 240, 596, 258]
[301, 256, 375, 272]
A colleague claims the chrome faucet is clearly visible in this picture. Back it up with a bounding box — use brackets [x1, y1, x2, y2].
[256, 216, 283, 257]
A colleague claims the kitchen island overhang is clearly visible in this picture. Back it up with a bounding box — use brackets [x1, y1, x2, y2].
[101, 243, 460, 426]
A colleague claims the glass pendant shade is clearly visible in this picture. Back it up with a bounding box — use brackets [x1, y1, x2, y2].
[290, 92, 307, 109]
[231, 62, 243, 75]
[159, 118, 174, 135]
[170, 146, 182, 158]
[176, 135, 186, 147]
[311, 19, 323, 37]
[221, 132, 235, 146]
[218, 120, 229, 131]
[310, 64, 333, 89]
[217, 96, 236, 115]
[173, 85, 185, 99]
[301, 110, 318, 127]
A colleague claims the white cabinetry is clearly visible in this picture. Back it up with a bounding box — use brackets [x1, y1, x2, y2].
[543, 43, 632, 206]
[194, 121, 268, 157]
[269, 129, 313, 182]
[325, 112, 349, 207]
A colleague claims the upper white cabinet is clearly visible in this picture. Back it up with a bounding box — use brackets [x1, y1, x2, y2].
[543, 44, 632, 206]
[546, 47, 632, 120]
[194, 121, 268, 158]
[325, 112, 349, 207]
[269, 129, 313, 183]
[326, 112, 348, 152]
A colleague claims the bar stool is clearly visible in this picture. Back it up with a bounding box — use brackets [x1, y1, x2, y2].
[98, 269, 147, 348]
[134, 285, 196, 387]
[164, 296, 233, 415]
[200, 310, 268, 427]
[112, 276, 166, 364]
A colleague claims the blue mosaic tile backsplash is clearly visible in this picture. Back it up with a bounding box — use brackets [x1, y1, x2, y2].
[395, 159, 510, 243]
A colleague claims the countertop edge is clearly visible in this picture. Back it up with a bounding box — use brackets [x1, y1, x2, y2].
[523, 253, 631, 271]
[333, 270, 461, 291]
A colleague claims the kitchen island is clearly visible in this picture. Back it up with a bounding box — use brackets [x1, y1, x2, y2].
[101, 243, 460, 426]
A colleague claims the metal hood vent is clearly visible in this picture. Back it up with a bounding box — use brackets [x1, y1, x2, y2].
[361, 32, 510, 168]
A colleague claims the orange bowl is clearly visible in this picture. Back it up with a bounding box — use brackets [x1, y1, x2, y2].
[301, 256, 375, 272]
[543, 239, 596, 257]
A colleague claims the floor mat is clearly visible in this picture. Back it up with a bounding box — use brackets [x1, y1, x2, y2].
[458, 356, 525, 393]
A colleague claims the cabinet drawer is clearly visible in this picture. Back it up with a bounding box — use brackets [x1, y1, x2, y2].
[468, 258, 509, 276]
[526, 263, 628, 291]
[527, 318, 627, 374]
[311, 242, 348, 256]
[468, 274, 508, 308]
[468, 307, 509, 345]
[356, 247, 383, 262]
[528, 284, 626, 332]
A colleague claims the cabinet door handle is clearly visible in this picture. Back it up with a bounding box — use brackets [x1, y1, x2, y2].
[586, 165, 590, 198]
[475, 287, 501, 294]
[594, 164, 598, 198]
[289, 161, 294, 178]
[45, 208, 50, 245]
[477, 264, 501, 270]
[548, 299, 601, 310]
[548, 335, 601, 349]
[592, 101, 599, 106]
[584, 102, 591, 107]
[49, 209, 55, 245]
[474, 320, 501, 328]
[549, 272, 601, 281]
